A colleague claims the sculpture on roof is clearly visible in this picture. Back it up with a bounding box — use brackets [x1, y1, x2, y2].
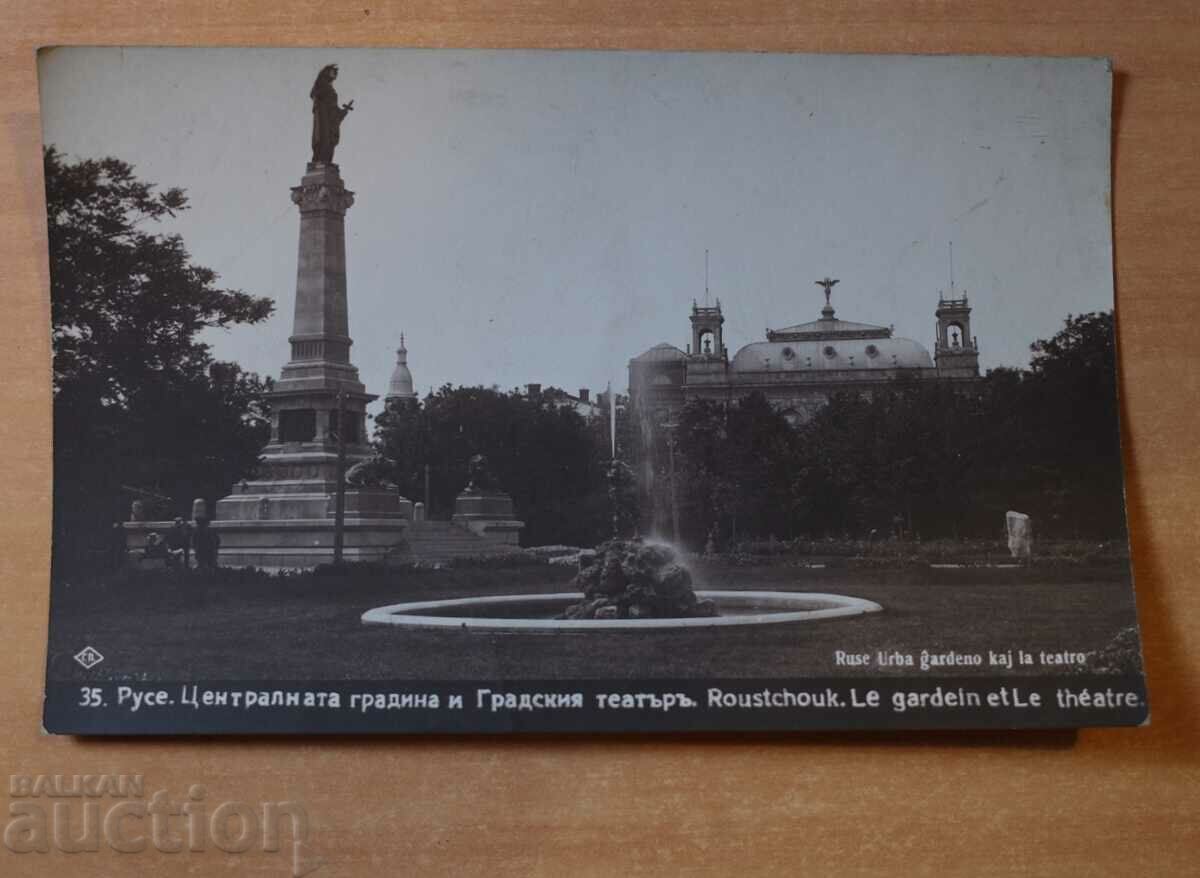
[816, 277, 840, 308]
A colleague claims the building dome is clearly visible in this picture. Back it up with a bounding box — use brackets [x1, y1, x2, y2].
[628, 279, 976, 439]
[386, 334, 417, 402]
[632, 342, 688, 363]
[737, 297, 934, 371]
[730, 337, 934, 372]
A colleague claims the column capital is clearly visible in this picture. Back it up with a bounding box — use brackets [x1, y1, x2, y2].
[291, 180, 355, 214]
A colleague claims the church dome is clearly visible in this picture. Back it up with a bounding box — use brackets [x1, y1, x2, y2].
[731, 337, 933, 372]
[386, 334, 417, 401]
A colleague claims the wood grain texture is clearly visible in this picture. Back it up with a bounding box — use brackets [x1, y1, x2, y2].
[1, 2, 1197, 875]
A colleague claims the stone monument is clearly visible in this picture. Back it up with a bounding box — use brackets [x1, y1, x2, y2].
[450, 454, 524, 546]
[207, 67, 411, 567]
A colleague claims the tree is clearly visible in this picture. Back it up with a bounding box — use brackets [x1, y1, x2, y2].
[46, 147, 274, 570]
[636, 310, 1127, 545]
[672, 394, 800, 545]
[373, 396, 430, 503]
[1022, 311, 1126, 537]
[374, 385, 611, 546]
[791, 382, 986, 538]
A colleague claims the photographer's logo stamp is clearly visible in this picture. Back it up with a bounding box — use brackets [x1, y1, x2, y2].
[72, 647, 104, 670]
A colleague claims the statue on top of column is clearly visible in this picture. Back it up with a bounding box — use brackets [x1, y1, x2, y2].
[310, 64, 354, 165]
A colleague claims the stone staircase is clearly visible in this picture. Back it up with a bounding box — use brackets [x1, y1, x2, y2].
[394, 520, 520, 564]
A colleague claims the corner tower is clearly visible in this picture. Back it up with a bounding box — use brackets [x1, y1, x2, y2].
[934, 295, 980, 378]
[689, 299, 725, 358]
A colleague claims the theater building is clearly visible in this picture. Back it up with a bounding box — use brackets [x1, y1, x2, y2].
[629, 280, 980, 427]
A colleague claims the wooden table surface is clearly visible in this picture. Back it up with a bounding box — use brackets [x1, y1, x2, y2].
[1, 2, 1197, 875]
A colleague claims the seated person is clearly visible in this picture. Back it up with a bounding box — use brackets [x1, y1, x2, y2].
[165, 517, 191, 568]
[143, 531, 167, 561]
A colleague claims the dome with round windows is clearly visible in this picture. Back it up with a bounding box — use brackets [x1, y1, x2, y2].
[729, 301, 934, 371]
[731, 336, 933, 372]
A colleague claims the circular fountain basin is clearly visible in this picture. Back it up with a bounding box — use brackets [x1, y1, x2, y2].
[361, 590, 882, 632]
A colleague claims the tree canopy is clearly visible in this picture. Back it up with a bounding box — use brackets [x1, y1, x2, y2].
[47, 147, 274, 569]
[641, 312, 1127, 545]
[373, 313, 1126, 550]
[374, 385, 612, 546]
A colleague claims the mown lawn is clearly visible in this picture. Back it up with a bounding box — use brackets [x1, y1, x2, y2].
[45, 560, 1141, 683]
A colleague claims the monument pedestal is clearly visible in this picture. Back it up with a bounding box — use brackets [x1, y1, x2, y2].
[212, 475, 412, 569]
[452, 491, 524, 546]
[209, 515, 408, 569]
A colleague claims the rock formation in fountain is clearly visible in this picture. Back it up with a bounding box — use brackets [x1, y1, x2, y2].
[558, 539, 718, 620]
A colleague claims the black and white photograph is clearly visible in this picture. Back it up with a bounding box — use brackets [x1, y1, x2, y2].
[38, 47, 1147, 734]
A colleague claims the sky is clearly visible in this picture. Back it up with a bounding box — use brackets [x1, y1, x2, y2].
[38, 48, 1113, 413]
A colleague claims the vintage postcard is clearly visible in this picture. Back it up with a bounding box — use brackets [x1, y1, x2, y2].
[38, 48, 1146, 734]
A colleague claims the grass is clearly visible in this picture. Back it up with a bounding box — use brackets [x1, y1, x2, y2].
[723, 536, 1131, 566]
[45, 558, 1142, 683]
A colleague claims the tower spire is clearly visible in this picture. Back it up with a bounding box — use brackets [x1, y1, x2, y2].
[387, 329, 416, 402]
[704, 248, 710, 307]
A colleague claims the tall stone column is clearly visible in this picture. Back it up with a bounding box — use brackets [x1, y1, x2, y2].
[256, 162, 375, 478]
[212, 158, 413, 567]
[275, 162, 368, 400]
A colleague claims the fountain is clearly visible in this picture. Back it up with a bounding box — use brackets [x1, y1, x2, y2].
[362, 566, 881, 632]
[362, 386, 882, 632]
[557, 538, 718, 620]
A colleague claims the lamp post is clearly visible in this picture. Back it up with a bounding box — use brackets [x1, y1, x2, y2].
[424, 462, 431, 516]
[332, 389, 347, 565]
[609, 385, 618, 538]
